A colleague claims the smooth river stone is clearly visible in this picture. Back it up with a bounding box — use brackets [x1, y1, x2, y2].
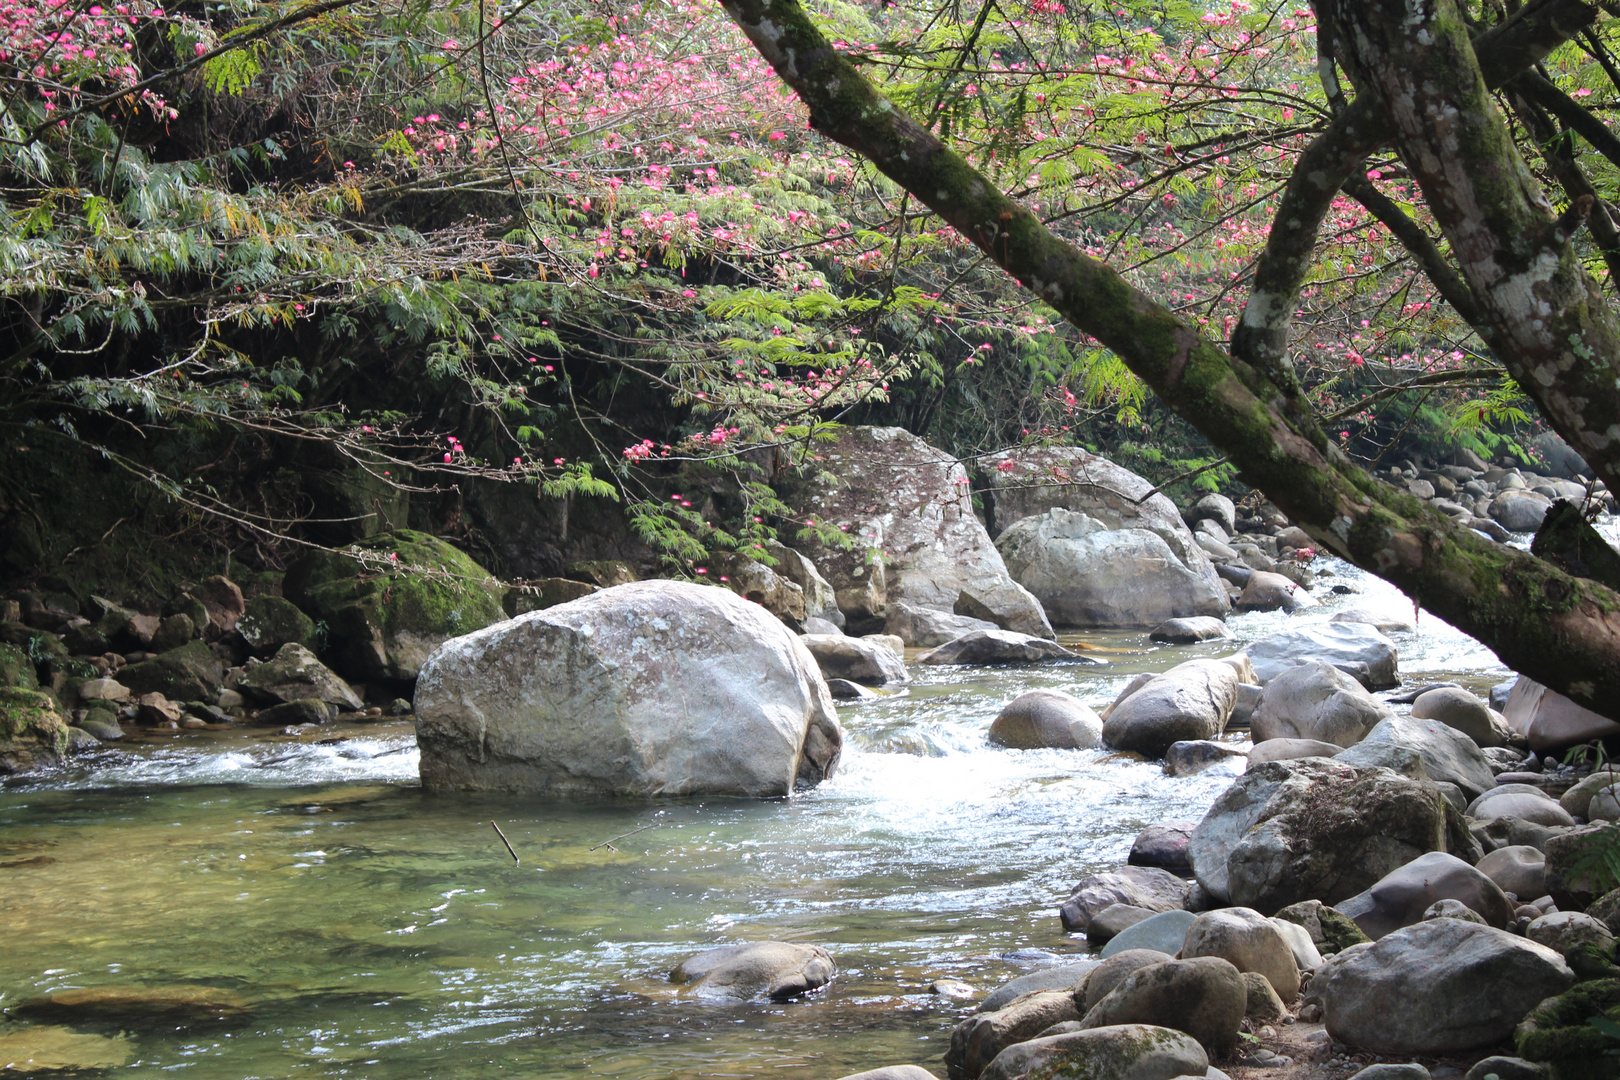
[1101, 909, 1197, 958]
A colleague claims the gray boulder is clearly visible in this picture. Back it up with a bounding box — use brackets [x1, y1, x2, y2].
[1334, 851, 1514, 940]
[1333, 716, 1496, 799]
[977, 1025, 1207, 1080]
[1189, 758, 1457, 911]
[1466, 785, 1576, 828]
[1080, 950, 1174, 1012]
[1101, 659, 1239, 758]
[1525, 911, 1615, 957]
[1078, 957, 1247, 1052]
[1330, 607, 1417, 634]
[1059, 866, 1191, 933]
[1100, 910, 1198, 959]
[238, 643, 364, 712]
[414, 581, 842, 796]
[670, 942, 835, 1001]
[1088, 904, 1156, 946]
[1179, 907, 1301, 1002]
[801, 633, 910, 686]
[978, 962, 1099, 1013]
[1188, 493, 1236, 535]
[1501, 675, 1620, 752]
[989, 690, 1102, 750]
[1412, 687, 1507, 748]
[1308, 918, 1573, 1054]
[766, 541, 842, 627]
[1561, 770, 1620, 818]
[1476, 845, 1547, 901]
[1248, 737, 1345, 767]
[915, 630, 1090, 666]
[946, 989, 1080, 1079]
[1235, 571, 1317, 613]
[1129, 823, 1194, 872]
[1489, 490, 1553, 532]
[1250, 661, 1392, 749]
[1148, 617, 1231, 644]
[996, 508, 1230, 629]
[885, 602, 997, 647]
[1242, 622, 1399, 689]
[954, 579, 1055, 639]
[1163, 740, 1246, 777]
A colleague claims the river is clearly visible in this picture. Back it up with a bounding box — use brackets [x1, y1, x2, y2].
[0, 554, 1529, 1078]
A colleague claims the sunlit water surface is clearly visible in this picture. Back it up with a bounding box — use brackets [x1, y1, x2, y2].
[0, 543, 1556, 1078]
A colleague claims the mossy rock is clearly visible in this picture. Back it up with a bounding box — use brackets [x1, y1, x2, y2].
[0, 621, 70, 677]
[237, 596, 316, 659]
[119, 640, 225, 702]
[1515, 978, 1620, 1080]
[283, 530, 505, 682]
[0, 643, 38, 690]
[0, 687, 70, 774]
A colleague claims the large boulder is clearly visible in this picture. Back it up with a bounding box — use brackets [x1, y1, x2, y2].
[1250, 661, 1392, 748]
[1467, 785, 1577, 828]
[1489, 490, 1553, 532]
[1236, 571, 1317, 613]
[989, 690, 1102, 750]
[1101, 659, 1239, 758]
[0, 687, 70, 775]
[670, 942, 834, 1001]
[1501, 675, 1620, 752]
[1242, 622, 1399, 689]
[946, 989, 1081, 1079]
[238, 643, 364, 711]
[1334, 716, 1497, 799]
[801, 634, 910, 686]
[1308, 918, 1573, 1054]
[885, 602, 996, 647]
[781, 427, 1046, 632]
[1476, 845, 1547, 901]
[707, 552, 807, 628]
[1335, 852, 1515, 940]
[914, 629, 1089, 666]
[284, 530, 507, 682]
[1179, 908, 1301, 1002]
[1058, 867, 1191, 933]
[977, 1025, 1207, 1080]
[1077, 957, 1247, 1053]
[1412, 687, 1508, 747]
[119, 640, 225, 703]
[1189, 758, 1458, 912]
[414, 581, 842, 796]
[953, 579, 1054, 639]
[995, 508, 1229, 629]
[765, 541, 842, 626]
[236, 595, 317, 659]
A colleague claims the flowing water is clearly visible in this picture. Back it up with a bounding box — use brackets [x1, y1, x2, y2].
[0, 554, 1534, 1078]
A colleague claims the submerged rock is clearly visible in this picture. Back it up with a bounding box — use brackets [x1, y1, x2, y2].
[1148, 616, 1231, 644]
[415, 581, 842, 797]
[0, 1026, 132, 1072]
[13, 985, 250, 1025]
[670, 942, 835, 1002]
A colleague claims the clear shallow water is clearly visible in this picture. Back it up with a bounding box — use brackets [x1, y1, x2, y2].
[0, 554, 1519, 1078]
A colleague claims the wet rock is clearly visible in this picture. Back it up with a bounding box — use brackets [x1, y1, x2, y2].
[239, 643, 364, 712]
[1330, 607, 1417, 634]
[1468, 785, 1576, 828]
[1243, 622, 1399, 689]
[1526, 911, 1615, 958]
[0, 1026, 132, 1071]
[670, 942, 835, 1002]
[826, 679, 878, 700]
[1412, 687, 1509, 748]
[886, 602, 996, 647]
[915, 630, 1088, 666]
[1162, 740, 1245, 777]
[1101, 659, 1239, 758]
[1128, 823, 1194, 872]
[801, 633, 910, 686]
[996, 507, 1230, 629]
[1148, 617, 1231, 644]
[284, 529, 507, 682]
[253, 698, 335, 726]
[1308, 919, 1573, 1054]
[119, 640, 225, 703]
[988, 690, 1102, 750]
[237, 595, 318, 659]
[978, 1024, 1207, 1080]
[1059, 866, 1191, 933]
[1078, 956, 1246, 1053]
[1502, 675, 1620, 752]
[1248, 737, 1344, 767]
[930, 980, 977, 1001]
[1335, 851, 1514, 939]
[1088, 904, 1155, 946]
[978, 962, 1099, 1012]
[947, 988, 1081, 1079]
[1334, 716, 1497, 799]
[417, 581, 842, 797]
[1181, 907, 1300, 1002]
[1100, 910, 1198, 960]
[1189, 758, 1456, 911]
[14, 984, 250, 1024]
[1251, 661, 1392, 749]
[1235, 571, 1317, 613]
[1476, 845, 1547, 901]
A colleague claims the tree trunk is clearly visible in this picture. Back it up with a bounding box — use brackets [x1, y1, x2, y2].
[717, 0, 1620, 715]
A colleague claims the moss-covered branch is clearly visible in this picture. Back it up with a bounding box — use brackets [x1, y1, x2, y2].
[717, 0, 1620, 714]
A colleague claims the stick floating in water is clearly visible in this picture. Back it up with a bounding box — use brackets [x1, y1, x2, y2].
[491, 821, 519, 864]
[589, 822, 661, 852]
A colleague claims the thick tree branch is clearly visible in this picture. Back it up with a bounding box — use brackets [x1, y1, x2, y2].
[717, 0, 1620, 714]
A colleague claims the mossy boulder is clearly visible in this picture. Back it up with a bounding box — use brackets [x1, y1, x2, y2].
[237, 596, 316, 659]
[119, 640, 225, 703]
[283, 531, 505, 682]
[1515, 978, 1620, 1080]
[0, 643, 38, 690]
[0, 621, 70, 677]
[0, 687, 70, 774]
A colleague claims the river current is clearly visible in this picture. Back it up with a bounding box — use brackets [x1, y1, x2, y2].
[0, 553, 1544, 1078]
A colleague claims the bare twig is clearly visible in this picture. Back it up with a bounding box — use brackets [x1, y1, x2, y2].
[490, 821, 519, 864]
[589, 822, 660, 852]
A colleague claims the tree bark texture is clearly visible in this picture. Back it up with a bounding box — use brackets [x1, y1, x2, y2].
[716, 0, 1620, 714]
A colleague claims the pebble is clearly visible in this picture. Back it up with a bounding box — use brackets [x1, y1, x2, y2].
[928, 979, 976, 1000]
